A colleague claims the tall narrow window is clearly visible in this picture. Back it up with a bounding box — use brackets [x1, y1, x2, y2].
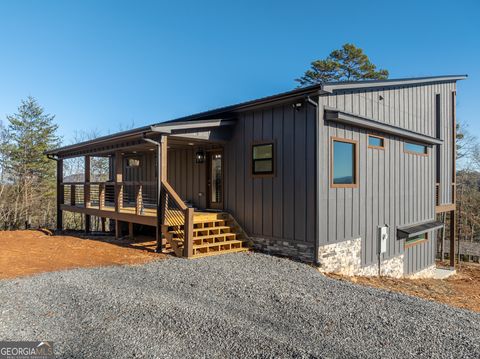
[331, 138, 358, 188]
[252, 143, 274, 176]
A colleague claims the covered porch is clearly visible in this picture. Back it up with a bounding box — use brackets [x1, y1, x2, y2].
[50, 119, 249, 258]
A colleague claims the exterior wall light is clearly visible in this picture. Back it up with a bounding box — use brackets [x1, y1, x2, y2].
[195, 150, 206, 164]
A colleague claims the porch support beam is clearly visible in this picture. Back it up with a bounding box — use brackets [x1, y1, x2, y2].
[128, 222, 134, 239]
[56, 159, 64, 230]
[450, 210, 456, 268]
[84, 155, 91, 234]
[155, 135, 168, 253]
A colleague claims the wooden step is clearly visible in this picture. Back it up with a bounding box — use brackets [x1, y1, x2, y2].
[192, 240, 248, 256]
[193, 219, 227, 227]
[170, 233, 239, 247]
[163, 211, 251, 259]
[193, 226, 233, 236]
[191, 246, 249, 258]
[194, 239, 245, 249]
[192, 233, 237, 246]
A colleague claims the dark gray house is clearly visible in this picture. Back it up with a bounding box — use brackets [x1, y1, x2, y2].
[46, 74, 465, 278]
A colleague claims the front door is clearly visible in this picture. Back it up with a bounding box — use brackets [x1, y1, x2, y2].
[123, 155, 142, 206]
[207, 150, 223, 210]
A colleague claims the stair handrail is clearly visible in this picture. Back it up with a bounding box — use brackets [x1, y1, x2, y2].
[160, 180, 194, 257]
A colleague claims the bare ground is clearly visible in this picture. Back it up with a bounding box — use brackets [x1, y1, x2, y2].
[0, 230, 164, 279]
[327, 262, 480, 313]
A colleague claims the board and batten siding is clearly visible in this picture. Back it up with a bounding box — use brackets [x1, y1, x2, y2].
[223, 102, 316, 245]
[167, 148, 207, 209]
[318, 81, 456, 273]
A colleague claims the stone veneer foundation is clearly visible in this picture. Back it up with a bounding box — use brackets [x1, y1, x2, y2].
[251, 237, 315, 263]
[317, 238, 405, 278]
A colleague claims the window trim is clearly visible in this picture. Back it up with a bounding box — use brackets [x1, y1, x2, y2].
[368, 134, 386, 150]
[330, 136, 359, 189]
[251, 141, 275, 178]
[404, 141, 429, 156]
[405, 232, 429, 249]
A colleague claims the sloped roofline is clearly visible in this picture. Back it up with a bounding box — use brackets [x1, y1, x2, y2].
[46, 74, 467, 156]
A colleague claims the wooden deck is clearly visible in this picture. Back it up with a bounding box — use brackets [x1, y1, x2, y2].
[61, 204, 227, 227]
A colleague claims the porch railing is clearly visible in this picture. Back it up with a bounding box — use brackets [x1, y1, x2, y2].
[160, 180, 194, 257]
[61, 181, 156, 215]
[60, 180, 194, 257]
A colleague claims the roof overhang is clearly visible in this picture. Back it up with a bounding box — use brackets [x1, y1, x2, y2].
[150, 118, 236, 134]
[322, 75, 467, 93]
[325, 108, 443, 145]
[397, 221, 444, 239]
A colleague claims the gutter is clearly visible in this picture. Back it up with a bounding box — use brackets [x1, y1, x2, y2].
[306, 96, 321, 267]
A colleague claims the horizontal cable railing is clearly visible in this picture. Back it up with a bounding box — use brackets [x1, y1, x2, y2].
[61, 179, 193, 257]
[61, 181, 156, 215]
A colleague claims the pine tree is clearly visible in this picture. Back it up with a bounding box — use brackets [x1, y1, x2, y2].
[0, 97, 60, 228]
[296, 43, 389, 87]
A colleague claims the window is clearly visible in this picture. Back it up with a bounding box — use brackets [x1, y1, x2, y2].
[252, 143, 274, 175]
[331, 138, 358, 188]
[368, 135, 385, 149]
[404, 142, 428, 155]
[405, 232, 428, 248]
[126, 158, 141, 167]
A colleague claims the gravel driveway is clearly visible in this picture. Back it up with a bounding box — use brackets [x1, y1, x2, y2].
[1, 252, 479, 358]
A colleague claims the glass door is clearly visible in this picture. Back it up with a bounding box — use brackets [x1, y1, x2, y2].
[207, 150, 223, 210]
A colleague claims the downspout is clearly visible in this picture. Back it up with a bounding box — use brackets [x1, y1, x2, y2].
[306, 95, 321, 267]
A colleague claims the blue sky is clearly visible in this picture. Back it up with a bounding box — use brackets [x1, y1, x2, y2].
[0, 0, 478, 144]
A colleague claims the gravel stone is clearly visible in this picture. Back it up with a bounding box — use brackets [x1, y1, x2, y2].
[1, 252, 479, 358]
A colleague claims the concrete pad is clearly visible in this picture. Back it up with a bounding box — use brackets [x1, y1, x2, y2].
[432, 267, 456, 279]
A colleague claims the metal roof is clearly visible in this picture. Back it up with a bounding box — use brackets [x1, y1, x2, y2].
[46, 74, 467, 156]
[397, 221, 445, 239]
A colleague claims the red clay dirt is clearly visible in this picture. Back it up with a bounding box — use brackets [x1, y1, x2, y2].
[327, 263, 480, 313]
[0, 230, 165, 280]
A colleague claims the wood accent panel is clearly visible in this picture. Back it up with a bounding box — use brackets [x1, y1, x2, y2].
[436, 203, 456, 214]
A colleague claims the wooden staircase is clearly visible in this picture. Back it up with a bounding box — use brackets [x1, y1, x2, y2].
[162, 212, 250, 258]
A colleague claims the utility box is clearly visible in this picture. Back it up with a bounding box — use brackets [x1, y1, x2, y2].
[378, 225, 388, 254]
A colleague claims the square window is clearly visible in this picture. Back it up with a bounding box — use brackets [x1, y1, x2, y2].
[368, 135, 384, 149]
[126, 158, 140, 167]
[331, 138, 358, 188]
[252, 143, 274, 175]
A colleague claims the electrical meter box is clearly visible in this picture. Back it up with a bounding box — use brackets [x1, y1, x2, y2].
[378, 226, 388, 254]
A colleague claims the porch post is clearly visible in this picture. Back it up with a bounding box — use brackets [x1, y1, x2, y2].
[114, 151, 123, 239]
[56, 159, 63, 230]
[156, 135, 167, 253]
[84, 155, 91, 234]
[450, 210, 456, 267]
